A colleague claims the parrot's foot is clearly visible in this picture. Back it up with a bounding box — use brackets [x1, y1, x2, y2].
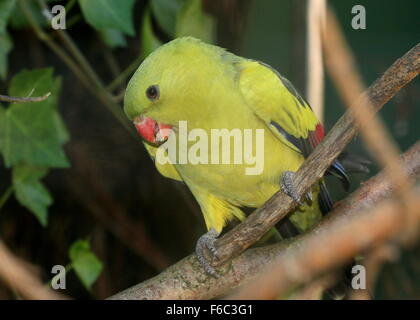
[195, 229, 220, 278]
[281, 171, 304, 205]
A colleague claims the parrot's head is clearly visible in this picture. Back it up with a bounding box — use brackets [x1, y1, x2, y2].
[124, 37, 238, 146]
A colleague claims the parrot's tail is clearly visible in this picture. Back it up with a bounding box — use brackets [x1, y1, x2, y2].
[318, 180, 334, 215]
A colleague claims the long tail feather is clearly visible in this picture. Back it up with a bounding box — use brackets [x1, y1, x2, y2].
[327, 160, 350, 191]
[318, 180, 333, 215]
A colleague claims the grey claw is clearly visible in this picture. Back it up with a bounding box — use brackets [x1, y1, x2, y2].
[196, 229, 220, 278]
[306, 191, 313, 203]
[281, 171, 303, 205]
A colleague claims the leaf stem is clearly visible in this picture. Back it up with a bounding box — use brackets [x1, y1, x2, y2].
[0, 186, 14, 211]
[106, 55, 143, 92]
[64, 0, 77, 12]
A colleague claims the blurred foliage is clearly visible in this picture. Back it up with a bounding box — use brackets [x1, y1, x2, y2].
[0, 0, 418, 299]
[78, 0, 136, 47]
[141, 0, 215, 58]
[69, 239, 103, 291]
[0, 0, 15, 79]
[12, 164, 52, 226]
[0, 68, 68, 226]
[150, 0, 183, 37]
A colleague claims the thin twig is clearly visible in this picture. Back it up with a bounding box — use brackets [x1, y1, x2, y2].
[106, 56, 143, 92]
[306, 0, 326, 121]
[0, 186, 14, 211]
[0, 92, 50, 103]
[37, 0, 104, 88]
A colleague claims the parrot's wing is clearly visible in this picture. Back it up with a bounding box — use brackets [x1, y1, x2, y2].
[237, 60, 349, 212]
[238, 60, 321, 153]
[143, 142, 183, 181]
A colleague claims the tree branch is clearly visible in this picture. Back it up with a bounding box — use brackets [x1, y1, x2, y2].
[0, 241, 66, 300]
[108, 141, 420, 300]
[232, 188, 420, 299]
[211, 42, 420, 269]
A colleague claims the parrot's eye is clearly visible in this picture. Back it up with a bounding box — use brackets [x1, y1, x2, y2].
[146, 85, 160, 101]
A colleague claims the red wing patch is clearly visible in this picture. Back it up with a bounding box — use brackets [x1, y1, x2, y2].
[308, 123, 325, 149]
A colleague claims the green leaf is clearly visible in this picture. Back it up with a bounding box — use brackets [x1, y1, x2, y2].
[100, 28, 127, 48]
[12, 164, 52, 226]
[0, 0, 16, 79]
[0, 0, 16, 34]
[69, 240, 103, 291]
[140, 9, 163, 59]
[1, 68, 70, 168]
[0, 104, 5, 151]
[78, 0, 136, 36]
[150, 0, 185, 37]
[0, 32, 12, 79]
[52, 109, 70, 144]
[8, 68, 58, 103]
[175, 0, 215, 43]
[9, 0, 48, 29]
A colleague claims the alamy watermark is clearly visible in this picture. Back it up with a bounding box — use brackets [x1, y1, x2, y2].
[154, 121, 265, 175]
[42, 5, 66, 30]
[51, 264, 66, 290]
[352, 5, 366, 30]
[351, 264, 367, 290]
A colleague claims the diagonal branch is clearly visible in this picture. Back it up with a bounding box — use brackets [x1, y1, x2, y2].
[108, 141, 420, 300]
[0, 241, 67, 300]
[232, 189, 420, 299]
[212, 42, 420, 269]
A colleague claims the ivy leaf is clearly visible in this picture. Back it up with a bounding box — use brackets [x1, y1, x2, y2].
[12, 164, 52, 226]
[1, 68, 70, 168]
[69, 240, 103, 291]
[78, 0, 136, 36]
[175, 0, 215, 43]
[140, 9, 163, 59]
[150, 0, 184, 37]
[8, 68, 59, 103]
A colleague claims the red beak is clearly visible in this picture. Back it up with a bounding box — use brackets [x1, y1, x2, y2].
[133, 116, 173, 145]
